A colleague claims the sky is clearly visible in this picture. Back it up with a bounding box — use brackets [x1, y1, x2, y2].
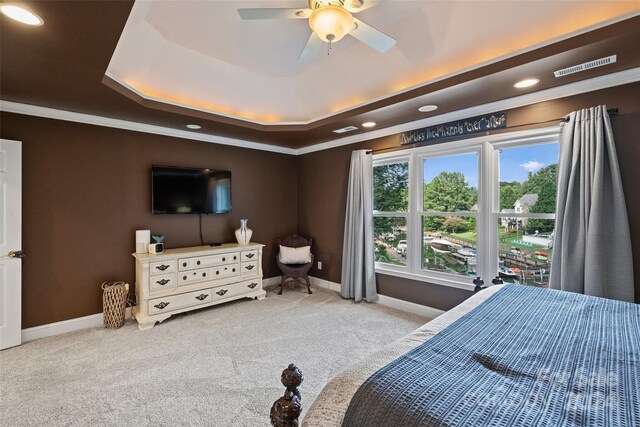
[499, 143, 558, 183]
[422, 143, 559, 188]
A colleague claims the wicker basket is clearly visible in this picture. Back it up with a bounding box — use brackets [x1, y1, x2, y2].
[101, 281, 129, 329]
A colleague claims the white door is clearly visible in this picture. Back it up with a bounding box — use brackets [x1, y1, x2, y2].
[0, 139, 22, 350]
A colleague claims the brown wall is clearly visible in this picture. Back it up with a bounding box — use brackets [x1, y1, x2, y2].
[1, 112, 298, 328]
[298, 82, 640, 310]
[3, 82, 639, 328]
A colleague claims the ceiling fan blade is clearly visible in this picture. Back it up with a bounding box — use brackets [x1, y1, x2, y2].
[344, 0, 382, 14]
[350, 18, 396, 53]
[299, 32, 324, 62]
[238, 8, 311, 20]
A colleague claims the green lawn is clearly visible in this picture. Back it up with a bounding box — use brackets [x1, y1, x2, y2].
[451, 230, 477, 241]
[449, 229, 551, 257]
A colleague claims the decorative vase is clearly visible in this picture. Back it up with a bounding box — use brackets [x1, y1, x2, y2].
[235, 218, 252, 245]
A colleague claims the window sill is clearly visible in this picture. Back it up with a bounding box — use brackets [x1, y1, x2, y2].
[375, 265, 476, 292]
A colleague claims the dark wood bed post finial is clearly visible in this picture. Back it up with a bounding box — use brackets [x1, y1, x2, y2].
[270, 364, 304, 427]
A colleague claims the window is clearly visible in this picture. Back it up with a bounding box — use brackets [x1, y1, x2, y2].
[372, 127, 558, 290]
[495, 143, 558, 287]
[373, 161, 408, 267]
[421, 153, 478, 279]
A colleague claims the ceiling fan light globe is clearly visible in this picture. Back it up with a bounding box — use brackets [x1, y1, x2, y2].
[309, 5, 354, 43]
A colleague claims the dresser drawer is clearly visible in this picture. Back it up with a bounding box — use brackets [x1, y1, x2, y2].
[150, 260, 176, 275]
[148, 289, 212, 315]
[211, 280, 253, 301]
[240, 278, 262, 292]
[241, 261, 258, 275]
[241, 249, 259, 262]
[177, 263, 240, 286]
[178, 253, 239, 271]
[149, 273, 177, 291]
[178, 268, 213, 286]
[212, 263, 240, 280]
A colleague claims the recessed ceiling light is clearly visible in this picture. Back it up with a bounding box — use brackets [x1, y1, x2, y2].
[418, 105, 438, 113]
[513, 78, 539, 89]
[0, 4, 43, 26]
[186, 124, 201, 130]
[362, 122, 376, 128]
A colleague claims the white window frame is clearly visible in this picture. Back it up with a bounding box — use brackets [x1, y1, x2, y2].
[373, 125, 560, 291]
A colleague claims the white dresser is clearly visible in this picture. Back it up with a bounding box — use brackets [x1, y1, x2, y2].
[132, 243, 266, 330]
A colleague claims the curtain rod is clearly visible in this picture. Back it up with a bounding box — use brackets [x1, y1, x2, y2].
[366, 108, 619, 155]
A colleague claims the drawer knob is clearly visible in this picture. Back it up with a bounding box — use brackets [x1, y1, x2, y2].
[216, 289, 228, 296]
[156, 264, 170, 271]
[247, 283, 257, 289]
[182, 262, 187, 267]
[197, 260, 201, 265]
[195, 294, 208, 301]
[222, 257, 226, 262]
[232, 268, 236, 273]
[246, 253, 255, 259]
[183, 275, 187, 280]
[154, 302, 170, 310]
[233, 255, 237, 260]
[202, 272, 207, 277]
[216, 271, 220, 275]
[156, 279, 170, 286]
[245, 265, 255, 270]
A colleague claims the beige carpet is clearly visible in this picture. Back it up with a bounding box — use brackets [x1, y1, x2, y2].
[0, 285, 427, 426]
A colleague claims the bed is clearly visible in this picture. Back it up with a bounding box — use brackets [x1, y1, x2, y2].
[270, 284, 640, 426]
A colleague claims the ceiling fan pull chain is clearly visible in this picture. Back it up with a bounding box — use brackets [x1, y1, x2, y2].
[326, 33, 336, 56]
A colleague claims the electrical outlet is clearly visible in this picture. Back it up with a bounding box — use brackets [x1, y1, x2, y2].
[317, 261, 322, 270]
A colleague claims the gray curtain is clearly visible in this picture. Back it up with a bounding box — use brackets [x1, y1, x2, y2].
[341, 150, 377, 302]
[549, 105, 634, 302]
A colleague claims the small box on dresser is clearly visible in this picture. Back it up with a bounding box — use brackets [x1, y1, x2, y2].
[132, 243, 265, 330]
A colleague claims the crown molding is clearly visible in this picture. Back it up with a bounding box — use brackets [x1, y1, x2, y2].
[0, 100, 297, 155]
[295, 66, 640, 155]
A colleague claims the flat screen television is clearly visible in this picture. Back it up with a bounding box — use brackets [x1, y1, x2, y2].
[152, 166, 232, 214]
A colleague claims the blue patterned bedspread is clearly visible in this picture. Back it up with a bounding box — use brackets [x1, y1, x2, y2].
[342, 285, 640, 426]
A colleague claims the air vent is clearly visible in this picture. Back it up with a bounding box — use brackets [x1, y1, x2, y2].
[333, 126, 358, 134]
[554, 55, 617, 78]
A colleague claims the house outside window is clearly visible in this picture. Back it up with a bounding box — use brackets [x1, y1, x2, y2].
[500, 193, 538, 230]
[372, 127, 558, 290]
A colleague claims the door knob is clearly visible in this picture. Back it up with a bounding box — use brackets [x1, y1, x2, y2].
[8, 250, 25, 259]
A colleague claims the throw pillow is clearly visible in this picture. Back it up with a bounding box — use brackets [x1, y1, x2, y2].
[279, 245, 311, 264]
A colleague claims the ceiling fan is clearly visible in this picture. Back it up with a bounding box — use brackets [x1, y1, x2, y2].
[238, 0, 396, 61]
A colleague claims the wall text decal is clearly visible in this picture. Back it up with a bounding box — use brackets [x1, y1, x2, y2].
[401, 112, 507, 145]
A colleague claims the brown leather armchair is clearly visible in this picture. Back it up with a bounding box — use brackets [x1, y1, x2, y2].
[276, 235, 314, 295]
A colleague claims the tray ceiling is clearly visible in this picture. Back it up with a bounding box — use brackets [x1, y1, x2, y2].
[106, 0, 640, 126]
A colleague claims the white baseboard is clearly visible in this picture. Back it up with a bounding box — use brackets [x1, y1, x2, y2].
[21, 307, 133, 344]
[310, 276, 341, 292]
[309, 276, 444, 319]
[376, 295, 445, 319]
